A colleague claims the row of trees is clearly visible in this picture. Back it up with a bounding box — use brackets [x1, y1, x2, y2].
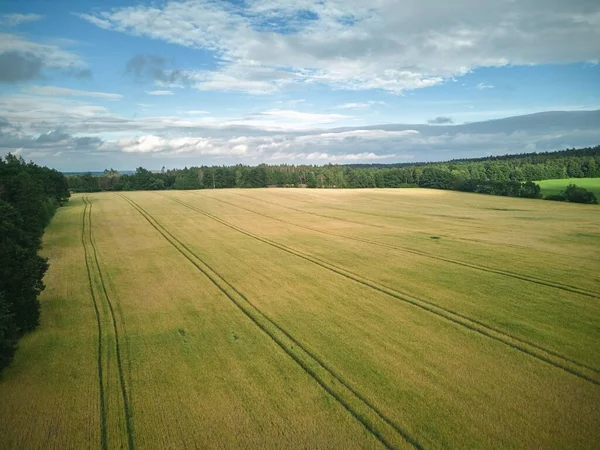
[67, 146, 600, 201]
[0, 154, 70, 371]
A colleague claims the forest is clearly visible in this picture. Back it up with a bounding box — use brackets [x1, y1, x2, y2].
[67, 146, 600, 202]
[0, 155, 70, 371]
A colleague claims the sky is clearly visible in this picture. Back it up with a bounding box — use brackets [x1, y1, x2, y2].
[0, 0, 599, 171]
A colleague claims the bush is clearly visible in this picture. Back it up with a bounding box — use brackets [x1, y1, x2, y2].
[562, 184, 598, 204]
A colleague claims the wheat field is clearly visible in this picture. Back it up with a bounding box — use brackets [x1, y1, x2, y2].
[1, 189, 599, 449]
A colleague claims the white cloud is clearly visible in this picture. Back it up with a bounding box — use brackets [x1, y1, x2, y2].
[78, 0, 600, 95]
[100, 134, 403, 161]
[199, 109, 352, 131]
[0, 32, 86, 70]
[185, 110, 209, 115]
[24, 85, 122, 100]
[476, 82, 494, 90]
[298, 130, 419, 142]
[106, 135, 249, 156]
[2, 89, 599, 168]
[275, 99, 306, 108]
[0, 13, 43, 27]
[267, 151, 400, 162]
[258, 109, 348, 122]
[337, 101, 386, 109]
[145, 90, 174, 96]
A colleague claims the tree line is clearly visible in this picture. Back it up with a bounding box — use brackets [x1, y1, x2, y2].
[67, 145, 600, 202]
[0, 154, 70, 371]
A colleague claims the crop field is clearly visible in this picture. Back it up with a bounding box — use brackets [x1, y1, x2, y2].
[536, 177, 600, 198]
[1, 188, 599, 449]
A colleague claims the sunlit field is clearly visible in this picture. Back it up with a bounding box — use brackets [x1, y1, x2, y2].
[1, 189, 599, 449]
[536, 177, 600, 198]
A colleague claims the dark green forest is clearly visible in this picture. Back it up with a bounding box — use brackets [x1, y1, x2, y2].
[0, 155, 70, 371]
[68, 145, 600, 203]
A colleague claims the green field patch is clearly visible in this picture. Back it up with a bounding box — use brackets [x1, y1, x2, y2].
[535, 177, 600, 198]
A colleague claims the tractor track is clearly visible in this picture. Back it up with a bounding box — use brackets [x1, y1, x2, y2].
[118, 193, 422, 450]
[163, 193, 600, 385]
[83, 196, 135, 450]
[81, 197, 108, 450]
[223, 191, 600, 299]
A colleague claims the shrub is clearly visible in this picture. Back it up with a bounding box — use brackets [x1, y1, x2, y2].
[562, 184, 598, 204]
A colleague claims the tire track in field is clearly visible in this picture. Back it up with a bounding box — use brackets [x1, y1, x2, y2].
[118, 193, 422, 450]
[226, 191, 600, 299]
[187, 192, 600, 375]
[81, 197, 108, 450]
[164, 194, 600, 385]
[83, 196, 135, 450]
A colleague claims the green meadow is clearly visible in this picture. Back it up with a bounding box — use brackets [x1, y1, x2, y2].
[536, 177, 600, 198]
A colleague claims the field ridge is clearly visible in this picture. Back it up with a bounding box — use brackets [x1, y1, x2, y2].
[163, 194, 600, 385]
[119, 193, 423, 450]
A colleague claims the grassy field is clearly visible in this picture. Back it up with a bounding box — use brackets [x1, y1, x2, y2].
[0, 188, 599, 449]
[536, 177, 600, 198]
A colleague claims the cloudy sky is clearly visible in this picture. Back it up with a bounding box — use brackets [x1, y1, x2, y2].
[1, 0, 599, 171]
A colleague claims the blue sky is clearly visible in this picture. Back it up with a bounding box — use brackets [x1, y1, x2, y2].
[1, 0, 599, 170]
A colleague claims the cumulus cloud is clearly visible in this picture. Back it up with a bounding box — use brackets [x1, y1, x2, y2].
[78, 0, 600, 94]
[428, 116, 454, 125]
[0, 33, 89, 82]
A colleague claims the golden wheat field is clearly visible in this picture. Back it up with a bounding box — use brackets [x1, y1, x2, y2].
[1, 188, 599, 449]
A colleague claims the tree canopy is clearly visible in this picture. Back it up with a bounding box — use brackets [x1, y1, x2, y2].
[0, 154, 70, 371]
